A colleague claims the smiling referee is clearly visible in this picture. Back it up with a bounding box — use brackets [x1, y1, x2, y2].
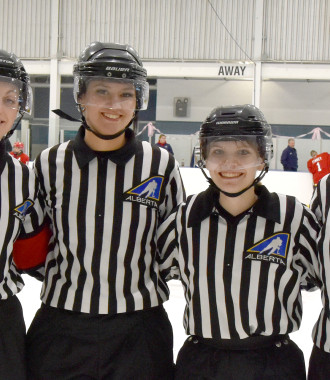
[26, 42, 185, 380]
[158, 105, 325, 380]
[0, 50, 47, 380]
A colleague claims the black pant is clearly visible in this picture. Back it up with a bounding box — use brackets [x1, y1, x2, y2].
[0, 296, 27, 380]
[308, 345, 330, 380]
[175, 335, 306, 380]
[27, 304, 174, 380]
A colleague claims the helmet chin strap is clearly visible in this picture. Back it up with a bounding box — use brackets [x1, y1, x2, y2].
[79, 105, 137, 141]
[1, 112, 24, 141]
[197, 160, 268, 198]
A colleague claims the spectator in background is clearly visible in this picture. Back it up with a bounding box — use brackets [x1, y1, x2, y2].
[156, 134, 174, 155]
[10, 141, 29, 164]
[307, 150, 330, 187]
[281, 137, 298, 171]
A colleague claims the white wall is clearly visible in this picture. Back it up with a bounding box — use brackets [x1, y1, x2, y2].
[261, 81, 330, 125]
[156, 78, 330, 126]
[156, 79, 253, 121]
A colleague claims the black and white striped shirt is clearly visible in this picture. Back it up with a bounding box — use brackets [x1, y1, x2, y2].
[310, 174, 330, 352]
[0, 142, 45, 299]
[311, 173, 330, 225]
[35, 127, 184, 315]
[158, 185, 323, 341]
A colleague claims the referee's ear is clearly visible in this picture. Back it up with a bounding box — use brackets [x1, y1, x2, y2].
[257, 163, 265, 171]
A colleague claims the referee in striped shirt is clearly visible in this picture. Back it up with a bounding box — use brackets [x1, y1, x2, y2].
[0, 50, 46, 380]
[158, 105, 324, 380]
[26, 42, 184, 380]
[308, 173, 330, 380]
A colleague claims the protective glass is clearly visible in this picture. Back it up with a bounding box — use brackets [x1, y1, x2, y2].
[0, 76, 32, 114]
[73, 76, 149, 111]
[202, 136, 264, 171]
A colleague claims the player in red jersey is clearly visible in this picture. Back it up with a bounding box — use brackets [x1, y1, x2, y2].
[307, 150, 330, 186]
[10, 141, 29, 164]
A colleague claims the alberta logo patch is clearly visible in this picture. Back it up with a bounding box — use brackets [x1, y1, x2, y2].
[245, 233, 290, 266]
[13, 199, 34, 221]
[124, 176, 164, 208]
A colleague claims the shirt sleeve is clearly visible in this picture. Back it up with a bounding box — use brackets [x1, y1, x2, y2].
[159, 157, 186, 221]
[157, 209, 181, 281]
[310, 174, 330, 225]
[310, 176, 330, 353]
[13, 165, 49, 279]
[296, 205, 321, 290]
[18, 165, 46, 235]
[312, 216, 330, 353]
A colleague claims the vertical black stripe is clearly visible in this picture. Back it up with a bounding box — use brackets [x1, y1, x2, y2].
[223, 221, 239, 338]
[43, 146, 64, 304]
[324, 175, 330, 220]
[58, 148, 74, 309]
[180, 208, 193, 320]
[191, 223, 202, 336]
[137, 207, 153, 309]
[73, 162, 89, 311]
[240, 214, 257, 335]
[319, 227, 329, 350]
[207, 214, 220, 338]
[90, 158, 107, 312]
[108, 164, 125, 314]
[123, 203, 140, 310]
[254, 262, 270, 335]
[123, 150, 143, 310]
[0, 160, 16, 288]
[263, 219, 283, 335]
[271, 266, 283, 335]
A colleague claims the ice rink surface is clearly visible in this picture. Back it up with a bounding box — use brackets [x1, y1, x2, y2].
[18, 168, 323, 369]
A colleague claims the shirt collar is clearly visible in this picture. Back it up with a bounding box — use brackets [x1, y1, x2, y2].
[73, 126, 138, 168]
[188, 184, 281, 227]
[0, 140, 7, 175]
[253, 185, 281, 223]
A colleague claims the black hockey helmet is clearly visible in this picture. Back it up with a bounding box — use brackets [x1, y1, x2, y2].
[0, 50, 32, 139]
[198, 105, 273, 197]
[0, 49, 32, 114]
[73, 42, 149, 110]
[200, 104, 273, 167]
